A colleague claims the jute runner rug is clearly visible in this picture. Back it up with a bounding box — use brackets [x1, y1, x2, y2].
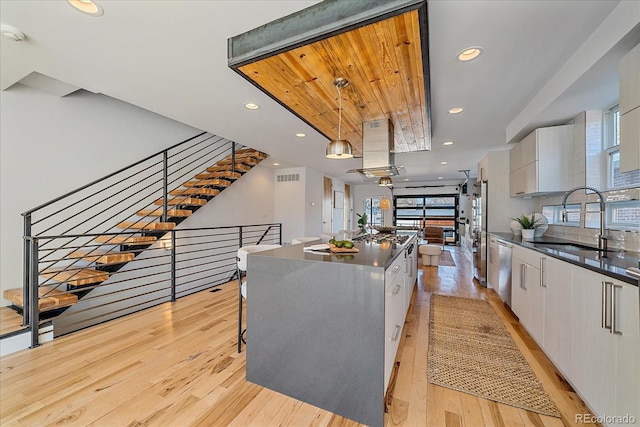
[427, 294, 560, 417]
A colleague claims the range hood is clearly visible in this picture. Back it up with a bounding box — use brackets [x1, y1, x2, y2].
[347, 119, 399, 178]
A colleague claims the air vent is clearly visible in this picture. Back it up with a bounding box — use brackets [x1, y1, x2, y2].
[276, 173, 300, 182]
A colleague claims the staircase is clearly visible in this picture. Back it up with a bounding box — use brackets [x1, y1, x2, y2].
[3, 144, 267, 321]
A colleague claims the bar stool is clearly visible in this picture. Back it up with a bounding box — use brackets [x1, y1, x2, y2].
[236, 244, 282, 352]
[419, 244, 442, 266]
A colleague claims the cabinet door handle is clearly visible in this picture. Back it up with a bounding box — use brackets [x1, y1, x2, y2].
[611, 284, 622, 335]
[540, 258, 546, 287]
[602, 281, 612, 331]
[393, 265, 401, 274]
[515, 191, 525, 195]
[391, 325, 401, 342]
[520, 263, 525, 289]
[522, 264, 527, 290]
[392, 284, 401, 296]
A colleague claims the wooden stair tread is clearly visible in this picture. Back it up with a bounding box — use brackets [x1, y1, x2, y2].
[154, 197, 207, 206]
[182, 179, 231, 188]
[116, 221, 176, 230]
[235, 149, 267, 159]
[195, 171, 241, 180]
[40, 267, 109, 287]
[3, 287, 78, 312]
[94, 235, 157, 245]
[218, 157, 259, 166]
[137, 208, 192, 218]
[207, 164, 251, 173]
[67, 250, 136, 264]
[169, 188, 220, 197]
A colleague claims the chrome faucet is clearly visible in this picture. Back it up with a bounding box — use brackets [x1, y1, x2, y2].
[561, 185, 608, 254]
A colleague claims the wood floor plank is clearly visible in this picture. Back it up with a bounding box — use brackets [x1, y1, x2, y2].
[0, 247, 602, 427]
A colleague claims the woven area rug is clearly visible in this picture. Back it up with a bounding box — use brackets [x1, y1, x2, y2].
[427, 294, 560, 417]
[438, 250, 455, 267]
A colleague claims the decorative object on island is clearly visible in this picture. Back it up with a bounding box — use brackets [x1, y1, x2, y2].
[325, 78, 354, 159]
[356, 212, 368, 235]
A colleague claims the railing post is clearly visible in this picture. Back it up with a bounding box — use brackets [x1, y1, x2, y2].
[29, 238, 40, 348]
[232, 141, 236, 174]
[279, 223, 282, 245]
[162, 151, 169, 223]
[170, 230, 176, 302]
[239, 226, 243, 249]
[22, 214, 31, 327]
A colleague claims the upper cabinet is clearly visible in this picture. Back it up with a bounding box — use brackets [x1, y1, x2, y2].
[509, 124, 574, 197]
[619, 43, 640, 173]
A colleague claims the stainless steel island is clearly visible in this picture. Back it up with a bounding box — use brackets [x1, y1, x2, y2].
[246, 233, 418, 427]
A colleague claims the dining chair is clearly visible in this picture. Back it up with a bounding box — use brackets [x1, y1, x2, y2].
[236, 244, 282, 353]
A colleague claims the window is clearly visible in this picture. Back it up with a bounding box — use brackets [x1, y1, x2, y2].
[542, 204, 580, 227]
[363, 196, 383, 227]
[395, 195, 459, 242]
[585, 200, 640, 231]
[604, 105, 640, 189]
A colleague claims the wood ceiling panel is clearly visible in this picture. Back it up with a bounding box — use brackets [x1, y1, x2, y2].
[237, 10, 430, 155]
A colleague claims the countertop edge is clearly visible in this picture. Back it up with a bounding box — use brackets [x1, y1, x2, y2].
[489, 232, 639, 286]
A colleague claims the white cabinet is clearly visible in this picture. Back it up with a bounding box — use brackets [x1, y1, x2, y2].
[488, 237, 499, 289]
[509, 125, 574, 197]
[384, 255, 406, 392]
[405, 238, 417, 310]
[619, 43, 640, 173]
[541, 256, 573, 379]
[571, 266, 639, 424]
[511, 245, 544, 345]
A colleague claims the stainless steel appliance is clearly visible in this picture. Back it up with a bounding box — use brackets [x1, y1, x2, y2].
[497, 239, 513, 306]
[352, 232, 410, 245]
[472, 181, 488, 287]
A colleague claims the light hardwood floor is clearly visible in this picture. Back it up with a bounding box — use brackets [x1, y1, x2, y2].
[0, 247, 599, 426]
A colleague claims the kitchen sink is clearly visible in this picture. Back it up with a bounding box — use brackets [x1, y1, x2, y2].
[532, 242, 614, 253]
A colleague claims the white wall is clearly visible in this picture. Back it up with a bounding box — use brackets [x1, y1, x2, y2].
[274, 167, 307, 244]
[0, 85, 202, 300]
[304, 167, 323, 238]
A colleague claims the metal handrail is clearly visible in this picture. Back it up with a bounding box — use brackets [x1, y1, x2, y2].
[17, 132, 266, 343]
[22, 223, 282, 347]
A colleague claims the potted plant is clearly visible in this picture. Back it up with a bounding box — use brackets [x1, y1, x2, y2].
[356, 212, 368, 235]
[512, 213, 542, 240]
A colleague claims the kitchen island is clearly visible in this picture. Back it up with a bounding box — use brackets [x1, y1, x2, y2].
[246, 232, 418, 427]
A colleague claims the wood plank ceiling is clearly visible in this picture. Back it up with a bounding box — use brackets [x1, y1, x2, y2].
[236, 9, 430, 157]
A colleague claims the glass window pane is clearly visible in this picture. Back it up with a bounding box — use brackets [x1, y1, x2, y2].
[609, 150, 640, 189]
[584, 203, 600, 229]
[396, 208, 423, 217]
[396, 197, 424, 208]
[542, 204, 580, 227]
[425, 208, 456, 216]
[425, 197, 455, 207]
[609, 200, 640, 231]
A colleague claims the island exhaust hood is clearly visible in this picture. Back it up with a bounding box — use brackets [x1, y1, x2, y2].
[347, 119, 399, 178]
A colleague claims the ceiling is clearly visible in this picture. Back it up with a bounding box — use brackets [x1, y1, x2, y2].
[1, 0, 638, 185]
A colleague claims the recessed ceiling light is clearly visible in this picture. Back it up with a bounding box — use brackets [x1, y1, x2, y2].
[404, 178, 409, 181]
[443, 141, 454, 146]
[244, 103, 260, 110]
[438, 176, 444, 180]
[273, 163, 280, 166]
[68, 0, 104, 16]
[448, 107, 463, 114]
[457, 47, 483, 62]
[1, 25, 25, 41]
[295, 133, 306, 138]
[440, 161, 448, 165]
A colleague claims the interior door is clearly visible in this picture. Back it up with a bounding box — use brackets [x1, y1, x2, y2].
[344, 184, 351, 230]
[322, 177, 332, 235]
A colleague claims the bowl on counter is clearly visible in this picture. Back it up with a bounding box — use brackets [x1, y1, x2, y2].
[374, 226, 397, 233]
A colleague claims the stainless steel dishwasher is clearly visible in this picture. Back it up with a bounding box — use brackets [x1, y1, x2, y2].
[497, 239, 512, 307]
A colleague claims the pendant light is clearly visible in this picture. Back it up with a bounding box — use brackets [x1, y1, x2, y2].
[326, 78, 354, 159]
[378, 176, 393, 186]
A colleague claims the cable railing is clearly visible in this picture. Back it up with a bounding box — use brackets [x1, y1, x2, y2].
[24, 224, 281, 346]
[14, 131, 268, 345]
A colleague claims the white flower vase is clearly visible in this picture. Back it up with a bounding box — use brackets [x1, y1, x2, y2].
[510, 220, 522, 236]
[521, 229, 535, 240]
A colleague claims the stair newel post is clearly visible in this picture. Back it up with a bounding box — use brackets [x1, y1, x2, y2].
[22, 214, 32, 327]
[238, 226, 243, 249]
[29, 237, 40, 348]
[170, 230, 176, 302]
[162, 151, 169, 223]
[231, 142, 236, 175]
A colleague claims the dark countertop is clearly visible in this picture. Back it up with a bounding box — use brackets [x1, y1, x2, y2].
[490, 232, 640, 285]
[251, 232, 418, 270]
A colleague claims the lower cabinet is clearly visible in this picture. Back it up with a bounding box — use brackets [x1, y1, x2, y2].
[510, 244, 639, 425]
[384, 256, 406, 392]
[511, 246, 544, 345]
[571, 266, 639, 423]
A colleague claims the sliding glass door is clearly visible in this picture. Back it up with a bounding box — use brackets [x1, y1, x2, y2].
[394, 195, 459, 244]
